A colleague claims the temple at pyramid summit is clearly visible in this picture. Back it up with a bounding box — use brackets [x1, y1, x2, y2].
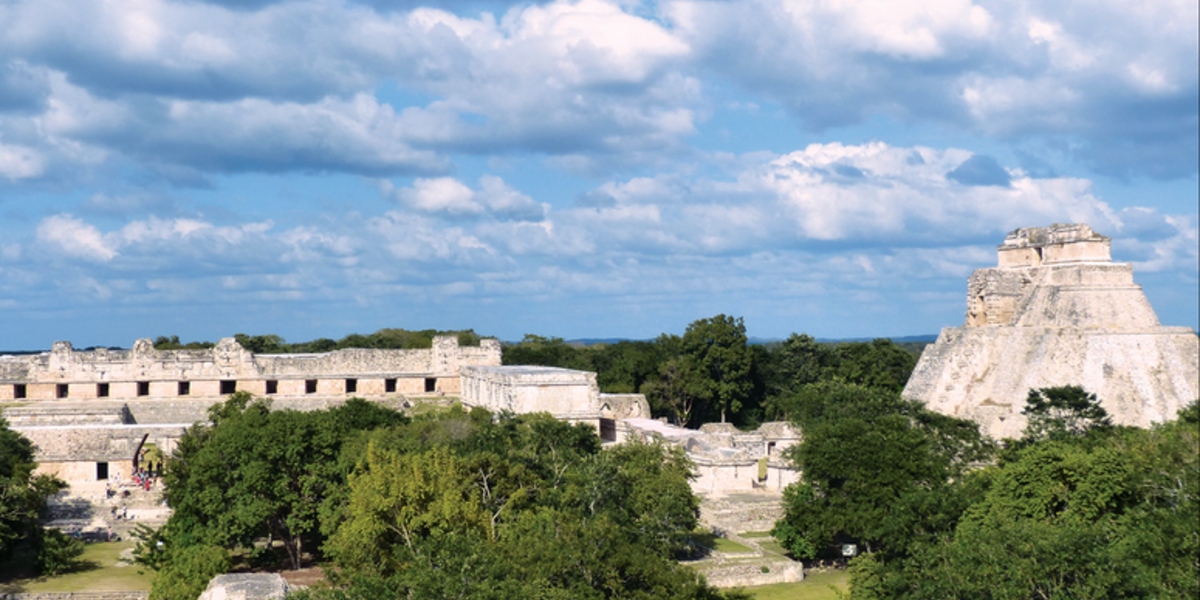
[903, 223, 1199, 439]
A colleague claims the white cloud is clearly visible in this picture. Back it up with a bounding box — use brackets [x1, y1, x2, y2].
[394, 177, 484, 215]
[0, 0, 700, 178]
[36, 214, 117, 261]
[667, 0, 1198, 176]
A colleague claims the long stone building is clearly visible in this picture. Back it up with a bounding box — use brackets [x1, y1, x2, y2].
[1, 336, 502, 493]
[1, 335, 501, 402]
[904, 223, 1199, 438]
[3, 336, 801, 498]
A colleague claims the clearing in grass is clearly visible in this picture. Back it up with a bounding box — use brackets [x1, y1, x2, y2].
[0, 541, 153, 593]
[740, 570, 849, 600]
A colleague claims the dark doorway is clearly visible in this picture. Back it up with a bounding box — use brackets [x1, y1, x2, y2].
[96, 462, 109, 480]
[425, 378, 437, 393]
[599, 418, 617, 442]
[266, 380, 278, 395]
[385, 378, 397, 393]
[56, 384, 69, 399]
[137, 381, 150, 396]
[345, 379, 357, 394]
[305, 380, 318, 394]
[220, 380, 236, 394]
[97, 383, 110, 398]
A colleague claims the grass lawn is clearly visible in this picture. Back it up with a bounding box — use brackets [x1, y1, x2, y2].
[691, 532, 755, 554]
[738, 531, 773, 538]
[0, 541, 154, 593]
[757, 539, 793, 558]
[741, 570, 849, 600]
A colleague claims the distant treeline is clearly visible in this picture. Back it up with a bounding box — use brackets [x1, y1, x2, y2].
[503, 315, 921, 429]
[151, 328, 485, 353]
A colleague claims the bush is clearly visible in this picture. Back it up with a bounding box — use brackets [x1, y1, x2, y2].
[149, 545, 230, 600]
[36, 529, 85, 576]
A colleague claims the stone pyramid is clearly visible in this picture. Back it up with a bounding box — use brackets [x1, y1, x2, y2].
[903, 224, 1199, 438]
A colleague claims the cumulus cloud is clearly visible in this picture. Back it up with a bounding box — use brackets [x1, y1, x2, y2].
[0, 0, 701, 180]
[36, 214, 117, 261]
[380, 174, 547, 220]
[8, 140, 1195, 345]
[668, 0, 1199, 178]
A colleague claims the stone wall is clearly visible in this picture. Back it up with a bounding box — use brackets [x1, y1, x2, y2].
[459, 366, 602, 424]
[905, 224, 1200, 439]
[622, 418, 802, 495]
[13, 424, 185, 462]
[598, 393, 650, 419]
[701, 561, 803, 588]
[0, 337, 500, 402]
[0, 594, 148, 600]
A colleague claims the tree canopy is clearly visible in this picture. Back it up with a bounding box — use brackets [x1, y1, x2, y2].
[149, 398, 746, 600]
[1, 418, 70, 571]
[501, 316, 921, 429]
[775, 384, 1200, 600]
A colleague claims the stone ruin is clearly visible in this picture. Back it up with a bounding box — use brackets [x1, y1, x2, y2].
[904, 224, 1199, 439]
[1, 336, 501, 497]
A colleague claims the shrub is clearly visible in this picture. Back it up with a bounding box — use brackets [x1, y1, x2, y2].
[36, 529, 84, 576]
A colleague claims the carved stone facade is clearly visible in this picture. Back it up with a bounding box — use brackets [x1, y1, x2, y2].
[1, 336, 501, 401]
[620, 418, 802, 494]
[904, 224, 1199, 438]
[2, 336, 501, 494]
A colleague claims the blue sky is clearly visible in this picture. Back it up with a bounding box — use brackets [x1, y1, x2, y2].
[0, 0, 1196, 350]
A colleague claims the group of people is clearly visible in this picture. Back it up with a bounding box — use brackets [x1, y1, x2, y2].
[131, 468, 157, 491]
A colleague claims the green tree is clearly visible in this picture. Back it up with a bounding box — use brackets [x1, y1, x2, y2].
[327, 444, 489, 574]
[233, 333, 286, 354]
[772, 383, 991, 559]
[592, 340, 660, 394]
[1, 418, 68, 563]
[829, 339, 917, 393]
[852, 402, 1199, 600]
[163, 394, 405, 570]
[313, 408, 744, 600]
[773, 333, 834, 392]
[149, 545, 230, 600]
[1021, 385, 1114, 442]
[681, 315, 753, 424]
[641, 354, 704, 427]
[34, 529, 84, 576]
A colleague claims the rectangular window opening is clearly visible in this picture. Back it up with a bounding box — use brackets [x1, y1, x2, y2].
[424, 377, 437, 393]
[14, 384, 27, 399]
[97, 462, 109, 481]
[385, 378, 397, 393]
[137, 381, 150, 397]
[56, 383, 69, 399]
[345, 379, 357, 394]
[97, 383, 109, 398]
[265, 380, 278, 395]
[178, 381, 191, 396]
[219, 380, 236, 395]
[305, 380, 318, 394]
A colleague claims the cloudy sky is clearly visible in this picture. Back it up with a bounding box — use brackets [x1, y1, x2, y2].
[0, 0, 1196, 350]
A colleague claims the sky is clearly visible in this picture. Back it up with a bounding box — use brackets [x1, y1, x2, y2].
[0, 0, 1196, 350]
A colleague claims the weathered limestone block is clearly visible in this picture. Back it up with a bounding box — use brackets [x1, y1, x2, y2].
[599, 393, 651, 419]
[460, 366, 602, 424]
[905, 224, 1200, 438]
[197, 573, 288, 600]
